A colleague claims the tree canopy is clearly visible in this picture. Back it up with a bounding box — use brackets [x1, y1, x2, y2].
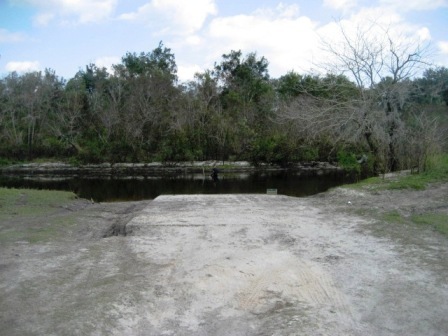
[1, 33, 447, 174]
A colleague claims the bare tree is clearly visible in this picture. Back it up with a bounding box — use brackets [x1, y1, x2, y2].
[277, 21, 433, 173]
[321, 21, 430, 88]
[399, 110, 445, 172]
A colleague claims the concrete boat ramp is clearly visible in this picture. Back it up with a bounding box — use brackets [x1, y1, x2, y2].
[120, 194, 361, 335]
[3, 193, 448, 336]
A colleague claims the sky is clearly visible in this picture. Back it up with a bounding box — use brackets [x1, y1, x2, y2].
[1, 0, 447, 82]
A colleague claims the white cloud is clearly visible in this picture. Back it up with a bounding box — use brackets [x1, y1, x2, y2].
[34, 13, 55, 26]
[118, 3, 151, 21]
[185, 35, 202, 46]
[253, 3, 300, 18]
[177, 3, 436, 81]
[19, 0, 117, 25]
[323, 0, 357, 11]
[178, 64, 203, 81]
[119, 0, 217, 35]
[203, 4, 319, 78]
[317, 6, 430, 45]
[95, 56, 121, 73]
[416, 27, 431, 41]
[437, 41, 448, 65]
[344, 6, 403, 26]
[379, 0, 448, 11]
[5, 61, 40, 73]
[0, 29, 26, 43]
[439, 41, 448, 54]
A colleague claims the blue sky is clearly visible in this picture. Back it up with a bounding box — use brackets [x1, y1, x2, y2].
[1, 0, 447, 82]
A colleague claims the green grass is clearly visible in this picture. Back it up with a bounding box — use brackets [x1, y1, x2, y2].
[346, 154, 448, 236]
[411, 213, 448, 235]
[388, 155, 448, 189]
[0, 187, 75, 207]
[0, 158, 13, 166]
[0, 187, 77, 243]
[377, 210, 448, 236]
[382, 210, 406, 224]
[348, 154, 448, 191]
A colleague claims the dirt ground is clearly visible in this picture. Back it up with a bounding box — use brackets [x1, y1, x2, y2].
[1, 182, 447, 335]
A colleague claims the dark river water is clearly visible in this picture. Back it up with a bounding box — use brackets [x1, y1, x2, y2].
[0, 171, 355, 202]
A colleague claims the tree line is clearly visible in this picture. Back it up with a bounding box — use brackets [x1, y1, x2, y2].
[1, 32, 447, 174]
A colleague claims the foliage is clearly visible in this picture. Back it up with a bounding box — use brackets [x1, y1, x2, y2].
[77, 137, 107, 163]
[411, 213, 448, 235]
[116, 41, 177, 80]
[214, 50, 274, 130]
[411, 67, 448, 106]
[348, 154, 448, 191]
[386, 154, 448, 189]
[298, 145, 319, 162]
[0, 36, 446, 167]
[277, 72, 359, 102]
[337, 150, 361, 173]
[156, 131, 199, 162]
[249, 134, 299, 166]
[0, 158, 13, 166]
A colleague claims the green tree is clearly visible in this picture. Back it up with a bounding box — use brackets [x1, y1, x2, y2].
[180, 70, 222, 160]
[113, 42, 180, 160]
[276, 71, 302, 99]
[0, 69, 66, 159]
[412, 67, 448, 105]
[116, 41, 177, 81]
[277, 72, 358, 101]
[213, 50, 275, 159]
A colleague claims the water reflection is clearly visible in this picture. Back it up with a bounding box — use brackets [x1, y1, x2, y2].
[0, 171, 354, 202]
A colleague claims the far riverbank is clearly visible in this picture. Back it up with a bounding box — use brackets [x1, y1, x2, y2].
[0, 160, 343, 178]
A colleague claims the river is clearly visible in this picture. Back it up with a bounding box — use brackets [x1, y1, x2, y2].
[0, 170, 355, 202]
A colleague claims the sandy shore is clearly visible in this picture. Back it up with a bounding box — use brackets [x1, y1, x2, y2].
[1, 184, 447, 335]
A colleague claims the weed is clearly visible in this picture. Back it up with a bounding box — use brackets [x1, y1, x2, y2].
[411, 213, 448, 235]
[347, 154, 448, 191]
[382, 210, 406, 224]
[337, 150, 361, 174]
[0, 158, 13, 166]
[0, 188, 77, 244]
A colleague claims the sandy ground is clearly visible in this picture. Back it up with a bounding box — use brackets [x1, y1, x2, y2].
[1, 183, 448, 335]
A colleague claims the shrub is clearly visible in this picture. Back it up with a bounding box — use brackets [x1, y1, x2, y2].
[337, 149, 361, 173]
[298, 145, 319, 162]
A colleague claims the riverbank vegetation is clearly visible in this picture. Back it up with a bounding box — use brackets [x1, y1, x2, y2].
[1, 23, 447, 176]
[344, 153, 448, 235]
[348, 154, 448, 191]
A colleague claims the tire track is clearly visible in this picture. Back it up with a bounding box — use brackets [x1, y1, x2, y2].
[236, 256, 355, 328]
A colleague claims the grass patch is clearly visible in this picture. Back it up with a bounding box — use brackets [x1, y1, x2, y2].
[387, 175, 428, 190]
[0, 158, 14, 166]
[388, 155, 448, 190]
[411, 213, 448, 235]
[0, 218, 77, 244]
[382, 210, 406, 224]
[0, 187, 77, 243]
[374, 210, 448, 236]
[346, 176, 384, 190]
[0, 188, 76, 210]
[0, 215, 77, 244]
[27, 216, 77, 243]
[347, 154, 448, 191]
